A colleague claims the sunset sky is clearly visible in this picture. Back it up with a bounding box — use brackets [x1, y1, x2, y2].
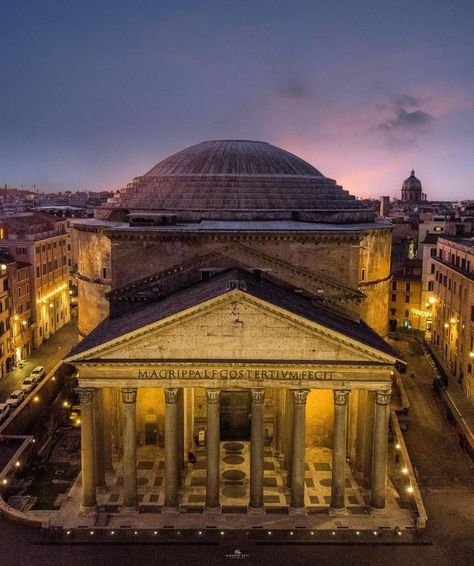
[1, 1, 473, 199]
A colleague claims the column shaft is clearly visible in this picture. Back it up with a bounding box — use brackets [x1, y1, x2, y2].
[289, 389, 309, 513]
[205, 389, 221, 512]
[78, 388, 97, 512]
[370, 390, 391, 511]
[164, 388, 180, 512]
[102, 387, 113, 472]
[249, 388, 265, 512]
[330, 390, 350, 513]
[121, 388, 138, 510]
[94, 389, 106, 488]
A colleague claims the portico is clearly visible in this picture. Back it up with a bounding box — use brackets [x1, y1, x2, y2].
[66, 275, 399, 521]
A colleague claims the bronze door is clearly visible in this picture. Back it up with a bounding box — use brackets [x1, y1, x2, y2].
[144, 422, 157, 445]
[220, 390, 251, 440]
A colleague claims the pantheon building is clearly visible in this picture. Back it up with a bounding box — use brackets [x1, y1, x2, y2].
[66, 140, 401, 522]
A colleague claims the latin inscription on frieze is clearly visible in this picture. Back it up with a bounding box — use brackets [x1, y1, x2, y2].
[137, 368, 336, 381]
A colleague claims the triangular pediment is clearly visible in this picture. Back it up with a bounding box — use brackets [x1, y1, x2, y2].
[67, 290, 396, 365]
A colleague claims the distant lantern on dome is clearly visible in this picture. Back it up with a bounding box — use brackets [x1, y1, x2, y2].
[401, 169, 426, 204]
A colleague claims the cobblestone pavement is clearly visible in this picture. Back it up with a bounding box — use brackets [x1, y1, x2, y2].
[0, 319, 78, 403]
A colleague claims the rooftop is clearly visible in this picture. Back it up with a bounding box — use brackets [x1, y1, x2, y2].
[68, 268, 400, 362]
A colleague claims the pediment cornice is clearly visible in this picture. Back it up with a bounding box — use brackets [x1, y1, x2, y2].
[67, 290, 396, 365]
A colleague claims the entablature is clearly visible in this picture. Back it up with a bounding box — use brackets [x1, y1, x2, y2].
[73, 359, 393, 391]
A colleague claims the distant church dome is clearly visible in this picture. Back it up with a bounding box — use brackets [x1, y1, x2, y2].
[401, 169, 424, 203]
[96, 140, 376, 224]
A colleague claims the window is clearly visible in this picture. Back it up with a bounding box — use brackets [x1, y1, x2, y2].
[405, 310, 409, 317]
[392, 281, 397, 291]
[428, 281, 434, 291]
[36, 266, 40, 278]
[431, 263, 435, 274]
[3, 279, 8, 291]
[430, 248, 437, 257]
[102, 267, 107, 279]
[391, 294, 396, 302]
[390, 309, 396, 316]
[405, 282, 411, 292]
[361, 269, 366, 282]
[405, 295, 410, 303]
[35, 246, 40, 254]
[16, 247, 27, 255]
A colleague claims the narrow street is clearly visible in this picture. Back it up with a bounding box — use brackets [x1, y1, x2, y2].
[394, 337, 474, 564]
[0, 319, 78, 403]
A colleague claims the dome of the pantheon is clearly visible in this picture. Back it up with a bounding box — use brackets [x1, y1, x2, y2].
[96, 140, 376, 223]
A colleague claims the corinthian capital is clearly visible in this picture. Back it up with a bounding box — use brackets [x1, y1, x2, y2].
[206, 389, 221, 404]
[121, 387, 137, 404]
[292, 389, 309, 406]
[251, 388, 265, 404]
[165, 388, 180, 404]
[333, 390, 350, 406]
[375, 389, 391, 405]
[76, 387, 95, 404]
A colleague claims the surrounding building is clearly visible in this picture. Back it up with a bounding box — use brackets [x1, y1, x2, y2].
[387, 171, 473, 336]
[431, 236, 474, 402]
[389, 259, 424, 333]
[0, 255, 34, 376]
[10, 259, 34, 365]
[64, 140, 403, 521]
[0, 261, 12, 378]
[0, 213, 71, 348]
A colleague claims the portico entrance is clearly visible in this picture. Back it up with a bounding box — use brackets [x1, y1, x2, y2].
[65, 284, 404, 524]
[220, 390, 251, 440]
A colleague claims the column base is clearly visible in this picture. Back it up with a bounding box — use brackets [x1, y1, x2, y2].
[288, 505, 307, 516]
[162, 505, 180, 515]
[329, 505, 348, 516]
[203, 504, 222, 515]
[368, 505, 387, 516]
[247, 504, 266, 516]
[96, 484, 108, 494]
[79, 503, 98, 516]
